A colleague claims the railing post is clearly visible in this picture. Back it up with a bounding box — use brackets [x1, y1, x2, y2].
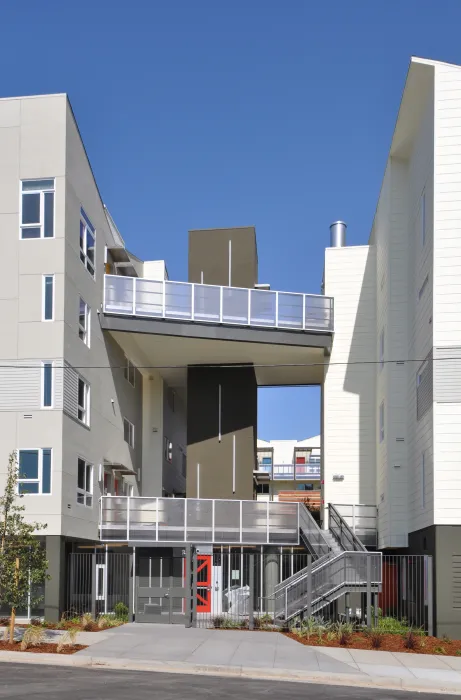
[132, 278, 136, 316]
[103, 274, 107, 313]
[249, 554, 255, 630]
[426, 555, 434, 636]
[191, 283, 195, 321]
[219, 285, 223, 323]
[126, 496, 130, 541]
[307, 555, 312, 618]
[192, 549, 198, 628]
[239, 500, 243, 544]
[185, 544, 192, 628]
[266, 500, 270, 544]
[212, 499, 215, 542]
[302, 294, 306, 330]
[156, 497, 159, 542]
[275, 291, 279, 327]
[248, 289, 251, 325]
[162, 280, 166, 318]
[184, 499, 188, 542]
[366, 555, 372, 629]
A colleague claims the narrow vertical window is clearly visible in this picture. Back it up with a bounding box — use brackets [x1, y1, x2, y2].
[77, 457, 93, 506]
[43, 275, 54, 321]
[77, 378, 90, 426]
[80, 209, 96, 278]
[42, 362, 53, 408]
[124, 418, 135, 448]
[78, 298, 90, 346]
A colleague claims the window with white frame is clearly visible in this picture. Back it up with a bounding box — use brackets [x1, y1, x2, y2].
[421, 190, 426, 246]
[379, 401, 385, 443]
[20, 179, 55, 239]
[124, 418, 135, 448]
[379, 328, 385, 370]
[79, 208, 96, 277]
[124, 358, 135, 387]
[77, 457, 93, 507]
[42, 362, 53, 408]
[77, 378, 90, 426]
[17, 448, 52, 494]
[42, 275, 54, 321]
[421, 451, 426, 508]
[78, 298, 90, 346]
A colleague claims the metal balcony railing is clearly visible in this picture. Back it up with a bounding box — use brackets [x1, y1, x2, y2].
[103, 275, 334, 333]
[255, 463, 321, 480]
[100, 496, 300, 545]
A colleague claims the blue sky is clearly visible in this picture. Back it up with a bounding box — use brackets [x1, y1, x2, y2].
[2, 0, 460, 440]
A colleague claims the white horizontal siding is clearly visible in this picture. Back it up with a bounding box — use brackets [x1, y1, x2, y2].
[0, 359, 63, 411]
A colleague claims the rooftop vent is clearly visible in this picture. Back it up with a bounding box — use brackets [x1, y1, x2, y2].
[330, 221, 347, 248]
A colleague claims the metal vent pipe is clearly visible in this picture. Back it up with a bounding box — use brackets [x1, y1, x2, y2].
[330, 221, 347, 247]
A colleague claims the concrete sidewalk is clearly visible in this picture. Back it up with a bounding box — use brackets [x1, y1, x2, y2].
[1, 624, 461, 695]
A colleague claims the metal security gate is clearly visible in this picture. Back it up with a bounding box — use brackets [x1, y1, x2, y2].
[136, 554, 188, 624]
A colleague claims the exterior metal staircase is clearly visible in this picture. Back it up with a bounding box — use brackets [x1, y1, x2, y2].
[275, 503, 382, 623]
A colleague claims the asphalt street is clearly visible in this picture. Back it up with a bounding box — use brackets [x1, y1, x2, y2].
[0, 664, 452, 700]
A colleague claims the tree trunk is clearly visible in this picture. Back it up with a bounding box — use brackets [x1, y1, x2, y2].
[9, 607, 15, 644]
[9, 557, 19, 644]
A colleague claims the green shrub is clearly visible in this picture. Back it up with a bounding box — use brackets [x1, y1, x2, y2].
[113, 602, 129, 621]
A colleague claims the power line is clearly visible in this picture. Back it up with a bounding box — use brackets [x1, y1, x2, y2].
[0, 356, 452, 370]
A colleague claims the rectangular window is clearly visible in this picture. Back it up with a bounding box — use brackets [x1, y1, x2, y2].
[421, 451, 426, 508]
[124, 418, 135, 448]
[379, 328, 385, 370]
[42, 275, 54, 321]
[77, 457, 93, 507]
[77, 378, 90, 426]
[42, 362, 53, 408]
[421, 190, 426, 246]
[379, 401, 385, 443]
[78, 298, 90, 346]
[124, 358, 135, 387]
[17, 448, 52, 494]
[79, 209, 96, 277]
[20, 179, 55, 239]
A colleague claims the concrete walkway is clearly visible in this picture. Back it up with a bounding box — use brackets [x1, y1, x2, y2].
[1, 624, 461, 695]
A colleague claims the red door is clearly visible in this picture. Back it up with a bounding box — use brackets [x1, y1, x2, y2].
[196, 555, 212, 613]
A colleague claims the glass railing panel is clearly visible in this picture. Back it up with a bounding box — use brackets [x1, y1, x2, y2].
[135, 278, 163, 317]
[222, 286, 248, 324]
[250, 289, 276, 327]
[164, 281, 192, 320]
[193, 284, 220, 322]
[277, 292, 303, 329]
[104, 276, 134, 314]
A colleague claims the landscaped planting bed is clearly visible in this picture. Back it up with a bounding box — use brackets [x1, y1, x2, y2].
[286, 630, 461, 656]
[0, 641, 87, 654]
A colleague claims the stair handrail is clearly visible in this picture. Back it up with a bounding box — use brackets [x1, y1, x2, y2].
[298, 503, 331, 559]
[277, 550, 382, 622]
[328, 503, 367, 552]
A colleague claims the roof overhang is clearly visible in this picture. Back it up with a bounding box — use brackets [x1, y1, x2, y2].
[104, 460, 137, 476]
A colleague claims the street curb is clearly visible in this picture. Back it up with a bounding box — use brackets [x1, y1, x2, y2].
[0, 652, 460, 695]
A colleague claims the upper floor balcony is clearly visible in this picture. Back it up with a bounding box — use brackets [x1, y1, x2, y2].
[103, 275, 334, 334]
[256, 462, 321, 480]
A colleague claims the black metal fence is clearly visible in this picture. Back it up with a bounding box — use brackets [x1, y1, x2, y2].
[66, 551, 130, 617]
[62, 548, 433, 634]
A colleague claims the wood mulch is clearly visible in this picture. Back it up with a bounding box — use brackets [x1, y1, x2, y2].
[0, 641, 87, 655]
[285, 631, 461, 657]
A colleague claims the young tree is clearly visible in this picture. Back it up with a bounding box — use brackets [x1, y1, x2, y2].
[0, 452, 48, 642]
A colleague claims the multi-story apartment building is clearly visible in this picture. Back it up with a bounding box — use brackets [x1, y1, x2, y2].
[323, 56, 461, 638]
[0, 92, 334, 622]
[255, 437, 321, 503]
[3, 55, 461, 636]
